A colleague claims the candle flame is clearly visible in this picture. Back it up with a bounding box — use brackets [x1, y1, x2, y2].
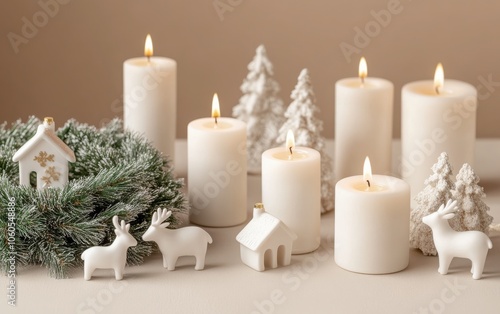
[212, 93, 221, 123]
[144, 34, 153, 58]
[359, 57, 367, 83]
[363, 156, 372, 187]
[286, 130, 295, 156]
[434, 63, 444, 94]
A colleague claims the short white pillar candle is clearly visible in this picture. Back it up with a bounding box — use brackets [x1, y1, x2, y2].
[335, 157, 410, 274]
[188, 94, 247, 227]
[262, 130, 321, 254]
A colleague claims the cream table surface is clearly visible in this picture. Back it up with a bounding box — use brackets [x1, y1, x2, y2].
[1, 140, 499, 314]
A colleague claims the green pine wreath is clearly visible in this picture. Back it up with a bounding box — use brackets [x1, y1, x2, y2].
[0, 117, 187, 278]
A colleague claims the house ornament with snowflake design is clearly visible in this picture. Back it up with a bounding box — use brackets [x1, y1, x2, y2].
[12, 117, 76, 189]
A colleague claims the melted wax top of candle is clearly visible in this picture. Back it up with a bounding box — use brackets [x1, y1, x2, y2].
[345, 80, 377, 89]
[202, 121, 232, 129]
[272, 150, 308, 161]
[353, 182, 387, 192]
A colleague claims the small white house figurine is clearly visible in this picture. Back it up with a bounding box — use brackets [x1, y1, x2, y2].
[81, 216, 138, 280]
[142, 208, 213, 270]
[12, 117, 75, 189]
[422, 200, 493, 280]
[236, 203, 297, 271]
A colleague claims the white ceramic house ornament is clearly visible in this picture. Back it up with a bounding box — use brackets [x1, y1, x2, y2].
[422, 199, 493, 280]
[81, 216, 138, 280]
[12, 117, 75, 189]
[142, 208, 213, 270]
[236, 203, 297, 271]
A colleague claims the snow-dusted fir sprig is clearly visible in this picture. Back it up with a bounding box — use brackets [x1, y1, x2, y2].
[0, 117, 187, 278]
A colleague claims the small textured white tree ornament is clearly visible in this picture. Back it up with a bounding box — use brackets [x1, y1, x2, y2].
[232, 44, 285, 173]
[450, 163, 493, 233]
[277, 68, 334, 213]
[422, 200, 492, 280]
[142, 208, 213, 270]
[410, 152, 454, 255]
[81, 216, 138, 280]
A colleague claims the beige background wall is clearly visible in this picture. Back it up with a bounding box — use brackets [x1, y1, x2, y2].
[1, 0, 499, 138]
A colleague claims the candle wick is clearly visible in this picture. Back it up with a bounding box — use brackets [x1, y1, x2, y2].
[214, 117, 218, 126]
[361, 76, 365, 87]
[147, 56, 150, 63]
[289, 146, 293, 155]
[366, 180, 371, 188]
[435, 86, 440, 95]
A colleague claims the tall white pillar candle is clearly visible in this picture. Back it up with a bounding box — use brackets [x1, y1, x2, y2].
[401, 63, 477, 206]
[188, 94, 247, 227]
[335, 57, 394, 183]
[262, 131, 321, 254]
[335, 157, 410, 274]
[124, 34, 176, 161]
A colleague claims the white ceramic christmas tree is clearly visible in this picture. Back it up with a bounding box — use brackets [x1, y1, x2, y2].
[81, 216, 138, 280]
[232, 44, 285, 173]
[410, 152, 454, 255]
[276, 68, 334, 213]
[450, 163, 493, 233]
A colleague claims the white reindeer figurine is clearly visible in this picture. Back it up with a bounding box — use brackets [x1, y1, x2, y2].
[81, 216, 138, 280]
[142, 208, 213, 270]
[422, 199, 492, 280]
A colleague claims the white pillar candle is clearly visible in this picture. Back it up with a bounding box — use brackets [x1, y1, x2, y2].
[335, 157, 410, 274]
[262, 130, 321, 254]
[335, 57, 393, 183]
[124, 34, 176, 161]
[401, 63, 477, 206]
[188, 94, 247, 227]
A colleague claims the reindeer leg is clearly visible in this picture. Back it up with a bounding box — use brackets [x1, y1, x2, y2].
[84, 263, 95, 281]
[167, 256, 178, 271]
[194, 258, 205, 270]
[438, 254, 453, 275]
[115, 267, 123, 280]
[194, 248, 207, 271]
[162, 254, 168, 269]
[472, 250, 487, 280]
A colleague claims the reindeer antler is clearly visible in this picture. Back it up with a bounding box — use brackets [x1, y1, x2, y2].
[151, 208, 172, 227]
[113, 215, 120, 229]
[437, 199, 458, 218]
[112, 215, 131, 233]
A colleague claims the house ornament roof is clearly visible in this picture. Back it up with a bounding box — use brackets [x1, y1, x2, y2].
[237, 204, 297, 251]
[12, 117, 76, 163]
